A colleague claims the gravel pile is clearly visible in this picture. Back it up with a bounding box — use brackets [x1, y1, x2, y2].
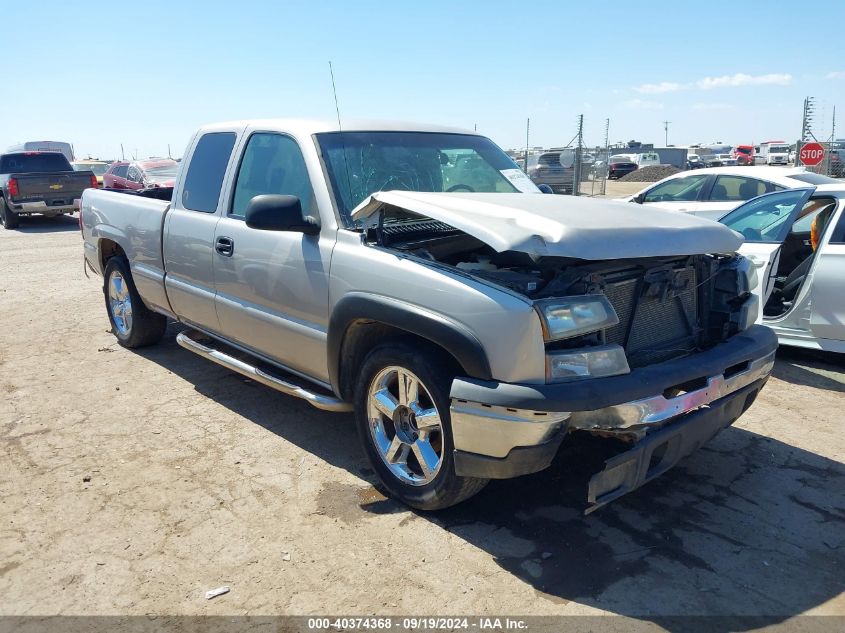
[619, 165, 682, 182]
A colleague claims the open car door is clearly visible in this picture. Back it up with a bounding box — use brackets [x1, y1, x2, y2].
[719, 188, 815, 318]
[808, 200, 845, 346]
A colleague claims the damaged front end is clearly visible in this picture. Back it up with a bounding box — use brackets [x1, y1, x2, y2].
[354, 192, 770, 512]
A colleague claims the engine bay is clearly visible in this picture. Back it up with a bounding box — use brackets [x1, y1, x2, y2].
[364, 214, 752, 363]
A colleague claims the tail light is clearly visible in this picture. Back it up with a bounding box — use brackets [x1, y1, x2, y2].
[8, 177, 18, 197]
[89, 174, 99, 189]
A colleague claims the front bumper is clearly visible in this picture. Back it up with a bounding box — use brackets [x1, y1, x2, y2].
[451, 325, 777, 480]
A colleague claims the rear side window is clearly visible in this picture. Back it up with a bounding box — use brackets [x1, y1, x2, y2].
[113, 164, 128, 178]
[709, 176, 770, 202]
[181, 132, 237, 213]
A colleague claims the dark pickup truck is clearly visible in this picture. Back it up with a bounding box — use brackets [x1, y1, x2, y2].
[0, 152, 97, 229]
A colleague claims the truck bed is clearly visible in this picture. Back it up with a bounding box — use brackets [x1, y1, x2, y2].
[8, 170, 94, 212]
[81, 188, 171, 314]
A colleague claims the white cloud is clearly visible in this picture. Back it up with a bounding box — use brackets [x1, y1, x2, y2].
[623, 99, 664, 110]
[636, 81, 684, 94]
[635, 72, 792, 94]
[696, 73, 791, 89]
[826, 71, 845, 79]
[692, 103, 734, 111]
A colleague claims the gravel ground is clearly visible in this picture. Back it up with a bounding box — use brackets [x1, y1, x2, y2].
[618, 165, 682, 183]
[2, 216, 844, 626]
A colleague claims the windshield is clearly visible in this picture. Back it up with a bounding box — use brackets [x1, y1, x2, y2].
[720, 189, 812, 242]
[317, 132, 531, 223]
[1, 152, 72, 173]
[74, 162, 109, 176]
[769, 146, 789, 154]
[735, 147, 752, 156]
[142, 163, 178, 182]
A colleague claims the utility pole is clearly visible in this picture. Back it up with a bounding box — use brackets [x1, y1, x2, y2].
[168, 144, 172, 159]
[801, 97, 816, 142]
[573, 114, 584, 197]
[663, 120, 671, 146]
[120, 144, 125, 160]
[602, 118, 610, 196]
[523, 118, 530, 174]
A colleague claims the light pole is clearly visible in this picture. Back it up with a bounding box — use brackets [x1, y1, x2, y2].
[663, 120, 671, 146]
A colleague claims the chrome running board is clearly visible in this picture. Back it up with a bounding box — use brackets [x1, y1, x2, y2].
[176, 330, 352, 413]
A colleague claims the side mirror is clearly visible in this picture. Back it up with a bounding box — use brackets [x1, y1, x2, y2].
[632, 193, 645, 204]
[245, 194, 320, 235]
[537, 184, 554, 194]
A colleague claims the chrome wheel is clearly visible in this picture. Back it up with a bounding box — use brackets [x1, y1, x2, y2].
[367, 366, 444, 486]
[108, 270, 133, 336]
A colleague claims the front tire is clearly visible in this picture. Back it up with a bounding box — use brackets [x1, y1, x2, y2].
[103, 257, 167, 348]
[354, 342, 488, 510]
[0, 198, 19, 229]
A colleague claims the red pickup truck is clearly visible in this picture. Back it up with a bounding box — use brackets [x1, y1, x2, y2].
[732, 145, 755, 166]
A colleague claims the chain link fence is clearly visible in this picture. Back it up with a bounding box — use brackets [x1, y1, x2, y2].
[795, 140, 844, 178]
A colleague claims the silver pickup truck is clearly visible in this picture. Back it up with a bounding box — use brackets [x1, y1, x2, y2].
[81, 119, 777, 512]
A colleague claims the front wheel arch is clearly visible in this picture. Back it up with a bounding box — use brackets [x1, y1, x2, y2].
[328, 294, 492, 400]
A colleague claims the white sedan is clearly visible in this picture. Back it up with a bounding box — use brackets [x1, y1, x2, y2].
[719, 184, 845, 353]
[624, 166, 841, 221]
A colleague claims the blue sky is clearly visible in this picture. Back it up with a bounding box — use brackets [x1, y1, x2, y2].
[4, 0, 843, 159]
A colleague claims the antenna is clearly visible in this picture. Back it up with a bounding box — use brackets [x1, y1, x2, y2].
[328, 61, 353, 208]
[120, 144, 125, 160]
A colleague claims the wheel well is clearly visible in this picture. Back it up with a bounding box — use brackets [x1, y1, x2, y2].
[337, 321, 462, 400]
[99, 239, 126, 270]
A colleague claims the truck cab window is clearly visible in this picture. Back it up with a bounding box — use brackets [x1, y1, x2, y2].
[181, 132, 237, 213]
[230, 133, 316, 218]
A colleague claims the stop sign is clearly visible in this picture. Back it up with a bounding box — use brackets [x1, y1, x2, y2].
[799, 142, 825, 166]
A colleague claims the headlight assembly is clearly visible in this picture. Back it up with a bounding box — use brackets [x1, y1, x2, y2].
[546, 344, 631, 382]
[534, 295, 619, 341]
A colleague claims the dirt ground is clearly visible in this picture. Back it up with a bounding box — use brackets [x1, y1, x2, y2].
[1, 215, 844, 626]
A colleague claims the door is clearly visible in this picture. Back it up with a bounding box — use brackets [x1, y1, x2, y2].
[637, 173, 710, 214]
[720, 188, 815, 317]
[213, 132, 333, 382]
[162, 131, 238, 333]
[694, 174, 781, 221]
[808, 202, 845, 343]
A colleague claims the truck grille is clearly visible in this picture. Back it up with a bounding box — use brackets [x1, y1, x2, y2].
[604, 265, 700, 368]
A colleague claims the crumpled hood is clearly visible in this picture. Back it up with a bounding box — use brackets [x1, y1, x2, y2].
[351, 191, 743, 260]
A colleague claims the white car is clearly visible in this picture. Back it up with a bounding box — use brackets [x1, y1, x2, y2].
[625, 166, 841, 221]
[719, 184, 845, 352]
[636, 152, 661, 168]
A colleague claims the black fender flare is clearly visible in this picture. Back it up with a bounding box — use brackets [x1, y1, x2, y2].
[327, 293, 493, 396]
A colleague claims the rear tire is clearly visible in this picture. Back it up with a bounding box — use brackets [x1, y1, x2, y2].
[103, 257, 167, 348]
[354, 342, 488, 511]
[0, 198, 19, 229]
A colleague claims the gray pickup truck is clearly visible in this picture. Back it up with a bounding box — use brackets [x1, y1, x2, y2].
[81, 120, 777, 512]
[0, 151, 96, 228]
